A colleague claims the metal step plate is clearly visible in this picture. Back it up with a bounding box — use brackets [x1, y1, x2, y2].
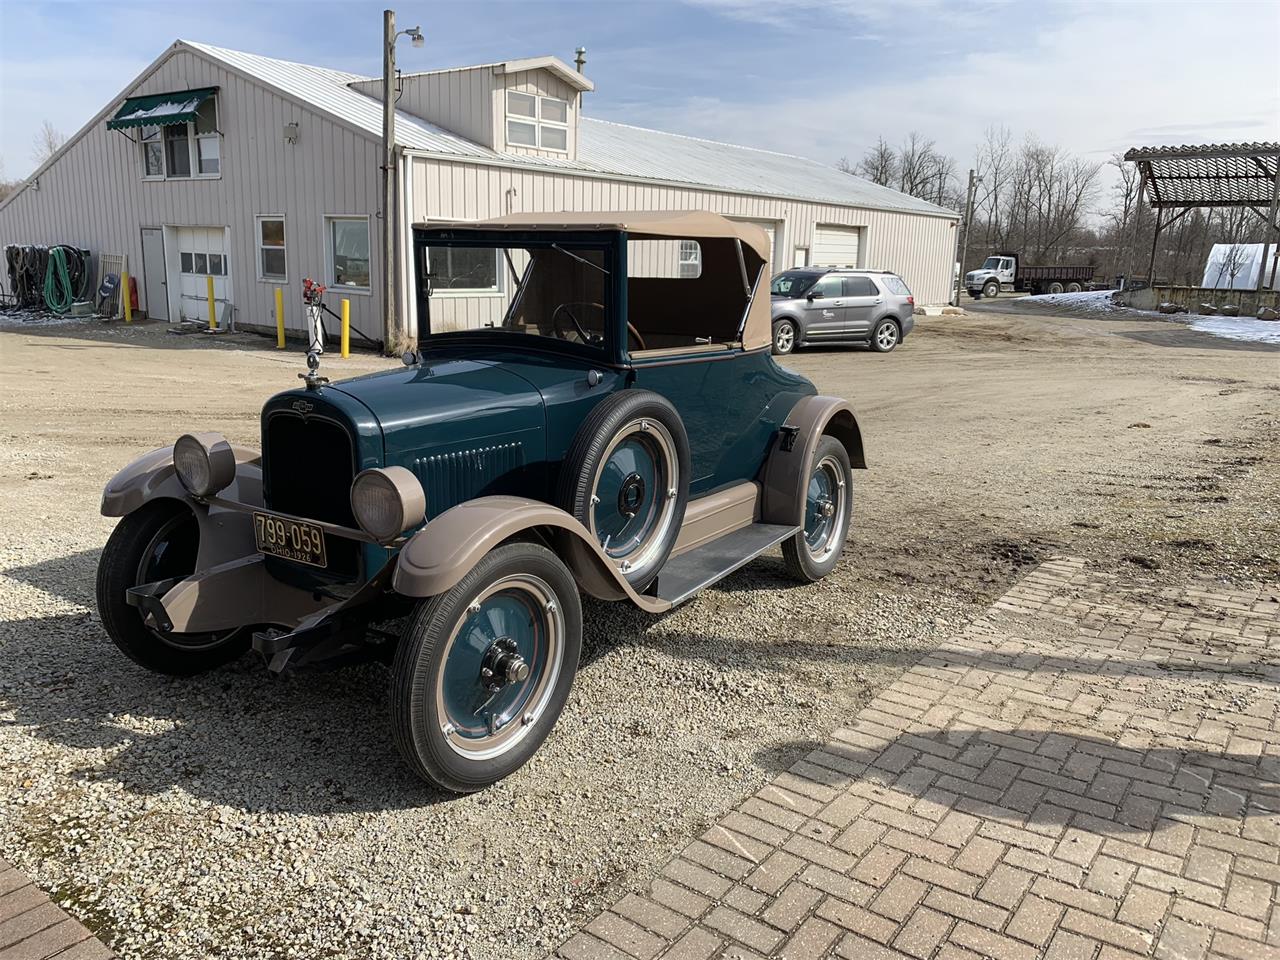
[653, 522, 799, 606]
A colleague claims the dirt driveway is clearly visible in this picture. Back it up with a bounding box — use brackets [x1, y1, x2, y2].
[0, 308, 1276, 959]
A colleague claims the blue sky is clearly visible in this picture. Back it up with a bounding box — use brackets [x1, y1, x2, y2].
[2, 0, 1277, 188]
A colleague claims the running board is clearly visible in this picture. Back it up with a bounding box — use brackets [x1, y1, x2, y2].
[652, 522, 799, 606]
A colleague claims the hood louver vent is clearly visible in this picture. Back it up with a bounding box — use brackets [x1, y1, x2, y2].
[413, 442, 525, 515]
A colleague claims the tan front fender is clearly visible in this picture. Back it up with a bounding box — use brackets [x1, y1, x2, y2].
[101, 444, 265, 570]
[760, 395, 867, 527]
[392, 496, 672, 614]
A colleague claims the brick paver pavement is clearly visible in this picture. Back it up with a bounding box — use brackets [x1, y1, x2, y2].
[0, 859, 114, 960]
[552, 558, 1280, 960]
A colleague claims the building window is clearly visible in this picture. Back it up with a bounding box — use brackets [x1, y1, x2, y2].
[425, 244, 500, 293]
[141, 95, 220, 180]
[326, 216, 371, 291]
[678, 240, 702, 279]
[179, 251, 226, 275]
[505, 90, 569, 152]
[257, 216, 286, 281]
[140, 126, 164, 177]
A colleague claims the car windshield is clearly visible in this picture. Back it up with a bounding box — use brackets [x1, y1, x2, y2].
[981, 257, 1003, 270]
[419, 240, 610, 350]
[771, 271, 818, 297]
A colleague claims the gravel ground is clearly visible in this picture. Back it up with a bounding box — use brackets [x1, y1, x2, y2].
[1, 308, 1277, 959]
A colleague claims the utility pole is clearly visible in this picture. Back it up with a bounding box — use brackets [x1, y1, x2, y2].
[380, 10, 424, 354]
[381, 9, 397, 354]
[954, 168, 979, 306]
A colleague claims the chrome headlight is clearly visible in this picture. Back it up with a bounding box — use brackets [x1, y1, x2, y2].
[350, 466, 426, 543]
[173, 432, 235, 497]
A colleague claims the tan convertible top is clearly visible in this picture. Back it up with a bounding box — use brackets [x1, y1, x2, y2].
[416, 211, 773, 351]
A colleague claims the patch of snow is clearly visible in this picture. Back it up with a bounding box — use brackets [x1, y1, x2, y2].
[0, 305, 93, 329]
[1186, 315, 1280, 345]
[1023, 289, 1124, 314]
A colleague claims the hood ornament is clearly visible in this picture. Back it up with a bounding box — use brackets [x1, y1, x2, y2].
[300, 277, 329, 390]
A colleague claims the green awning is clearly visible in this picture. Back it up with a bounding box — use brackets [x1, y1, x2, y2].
[106, 87, 217, 130]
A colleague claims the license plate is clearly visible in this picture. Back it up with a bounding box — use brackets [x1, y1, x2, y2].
[253, 512, 328, 568]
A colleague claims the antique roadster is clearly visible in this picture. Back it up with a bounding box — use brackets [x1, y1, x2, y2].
[96, 212, 866, 793]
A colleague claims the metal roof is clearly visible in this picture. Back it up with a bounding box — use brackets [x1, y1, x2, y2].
[1123, 141, 1280, 208]
[187, 42, 958, 219]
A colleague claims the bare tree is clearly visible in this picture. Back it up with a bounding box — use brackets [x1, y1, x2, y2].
[854, 137, 897, 187]
[31, 121, 66, 165]
[0, 158, 18, 202]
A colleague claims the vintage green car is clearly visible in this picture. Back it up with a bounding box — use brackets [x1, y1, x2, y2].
[96, 211, 867, 793]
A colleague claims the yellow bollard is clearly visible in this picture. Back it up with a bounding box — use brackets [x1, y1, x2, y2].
[206, 275, 217, 330]
[341, 299, 350, 358]
[121, 270, 132, 324]
[275, 287, 285, 348]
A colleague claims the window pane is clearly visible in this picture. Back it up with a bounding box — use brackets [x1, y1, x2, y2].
[143, 141, 163, 176]
[507, 91, 536, 118]
[506, 120, 537, 147]
[260, 218, 285, 247]
[261, 248, 287, 280]
[140, 125, 160, 142]
[812, 276, 842, 298]
[678, 240, 702, 279]
[208, 253, 224, 275]
[180, 252, 193, 273]
[197, 136, 219, 174]
[194, 96, 218, 135]
[426, 245, 498, 290]
[845, 277, 876, 296]
[330, 219, 370, 288]
[540, 97, 568, 123]
[193, 253, 208, 274]
[164, 125, 190, 177]
[540, 125, 567, 151]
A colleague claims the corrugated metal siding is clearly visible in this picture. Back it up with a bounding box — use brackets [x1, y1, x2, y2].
[0, 48, 384, 339]
[409, 156, 957, 331]
[350, 65, 496, 150]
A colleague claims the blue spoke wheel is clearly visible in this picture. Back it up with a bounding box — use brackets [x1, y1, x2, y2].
[391, 541, 583, 793]
[782, 435, 852, 583]
[559, 390, 690, 592]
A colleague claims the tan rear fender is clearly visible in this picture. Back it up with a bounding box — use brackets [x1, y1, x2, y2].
[392, 496, 672, 614]
[760, 395, 866, 527]
[101, 444, 265, 569]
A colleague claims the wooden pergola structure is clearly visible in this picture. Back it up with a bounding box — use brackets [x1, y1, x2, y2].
[1123, 141, 1280, 290]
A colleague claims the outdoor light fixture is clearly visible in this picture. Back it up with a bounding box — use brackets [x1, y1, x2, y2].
[406, 26, 424, 48]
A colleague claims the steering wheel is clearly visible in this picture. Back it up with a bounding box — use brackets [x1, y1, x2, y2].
[551, 302, 648, 352]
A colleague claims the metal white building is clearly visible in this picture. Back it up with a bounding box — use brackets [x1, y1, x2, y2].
[0, 40, 959, 343]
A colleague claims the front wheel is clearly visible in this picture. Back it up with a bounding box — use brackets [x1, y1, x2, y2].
[772, 319, 797, 355]
[390, 541, 583, 793]
[782, 436, 853, 582]
[982, 280, 999, 299]
[96, 500, 248, 675]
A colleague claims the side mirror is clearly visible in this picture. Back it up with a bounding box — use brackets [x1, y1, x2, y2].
[807, 291, 819, 301]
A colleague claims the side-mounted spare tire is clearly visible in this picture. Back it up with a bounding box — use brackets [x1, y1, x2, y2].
[557, 389, 691, 592]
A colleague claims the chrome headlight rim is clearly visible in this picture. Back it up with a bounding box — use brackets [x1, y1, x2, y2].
[350, 466, 426, 544]
[173, 432, 235, 498]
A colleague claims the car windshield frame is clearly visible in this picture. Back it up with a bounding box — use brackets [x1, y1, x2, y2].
[981, 257, 1003, 270]
[414, 228, 624, 365]
[771, 271, 820, 298]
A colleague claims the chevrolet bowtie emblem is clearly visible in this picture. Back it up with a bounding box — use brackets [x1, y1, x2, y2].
[292, 400, 314, 414]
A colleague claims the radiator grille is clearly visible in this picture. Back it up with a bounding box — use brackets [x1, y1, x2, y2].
[414, 441, 524, 514]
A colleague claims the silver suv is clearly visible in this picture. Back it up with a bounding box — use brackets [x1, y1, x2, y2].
[769, 268, 915, 355]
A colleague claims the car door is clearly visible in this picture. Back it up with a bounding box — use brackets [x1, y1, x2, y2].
[801, 274, 847, 338]
[842, 276, 882, 337]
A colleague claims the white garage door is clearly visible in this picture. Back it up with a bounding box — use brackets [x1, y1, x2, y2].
[171, 226, 231, 323]
[813, 225, 861, 269]
[730, 219, 778, 277]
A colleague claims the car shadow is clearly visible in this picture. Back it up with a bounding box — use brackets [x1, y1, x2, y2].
[751, 727, 1275, 834]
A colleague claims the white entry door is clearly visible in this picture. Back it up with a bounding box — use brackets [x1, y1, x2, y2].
[813, 224, 861, 269]
[172, 226, 231, 323]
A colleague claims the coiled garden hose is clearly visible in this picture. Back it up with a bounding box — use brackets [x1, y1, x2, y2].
[44, 245, 76, 313]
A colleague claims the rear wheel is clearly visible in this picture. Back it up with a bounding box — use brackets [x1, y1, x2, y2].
[871, 319, 900, 353]
[1067, 281, 1083, 293]
[390, 541, 582, 793]
[982, 280, 999, 299]
[772, 319, 797, 355]
[1048, 281, 1065, 295]
[782, 436, 853, 582]
[95, 500, 248, 675]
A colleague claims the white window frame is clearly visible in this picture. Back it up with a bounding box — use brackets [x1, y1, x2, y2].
[504, 90, 570, 154]
[256, 215, 287, 283]
[324, 214, 372, 295]
[139, 95, 221, 181]
[678, 240, 702, 279]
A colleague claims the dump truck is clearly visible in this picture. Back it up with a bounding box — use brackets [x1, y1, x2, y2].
[965, 252, 1096, 298]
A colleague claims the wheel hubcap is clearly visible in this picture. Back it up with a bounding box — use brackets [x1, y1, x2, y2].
[776, 325, 794, 351]
[803, 455, 847, 562]
[438, 575, 563, 759]
[589, 419, 679, 578]
[877, 324, 897, 349]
